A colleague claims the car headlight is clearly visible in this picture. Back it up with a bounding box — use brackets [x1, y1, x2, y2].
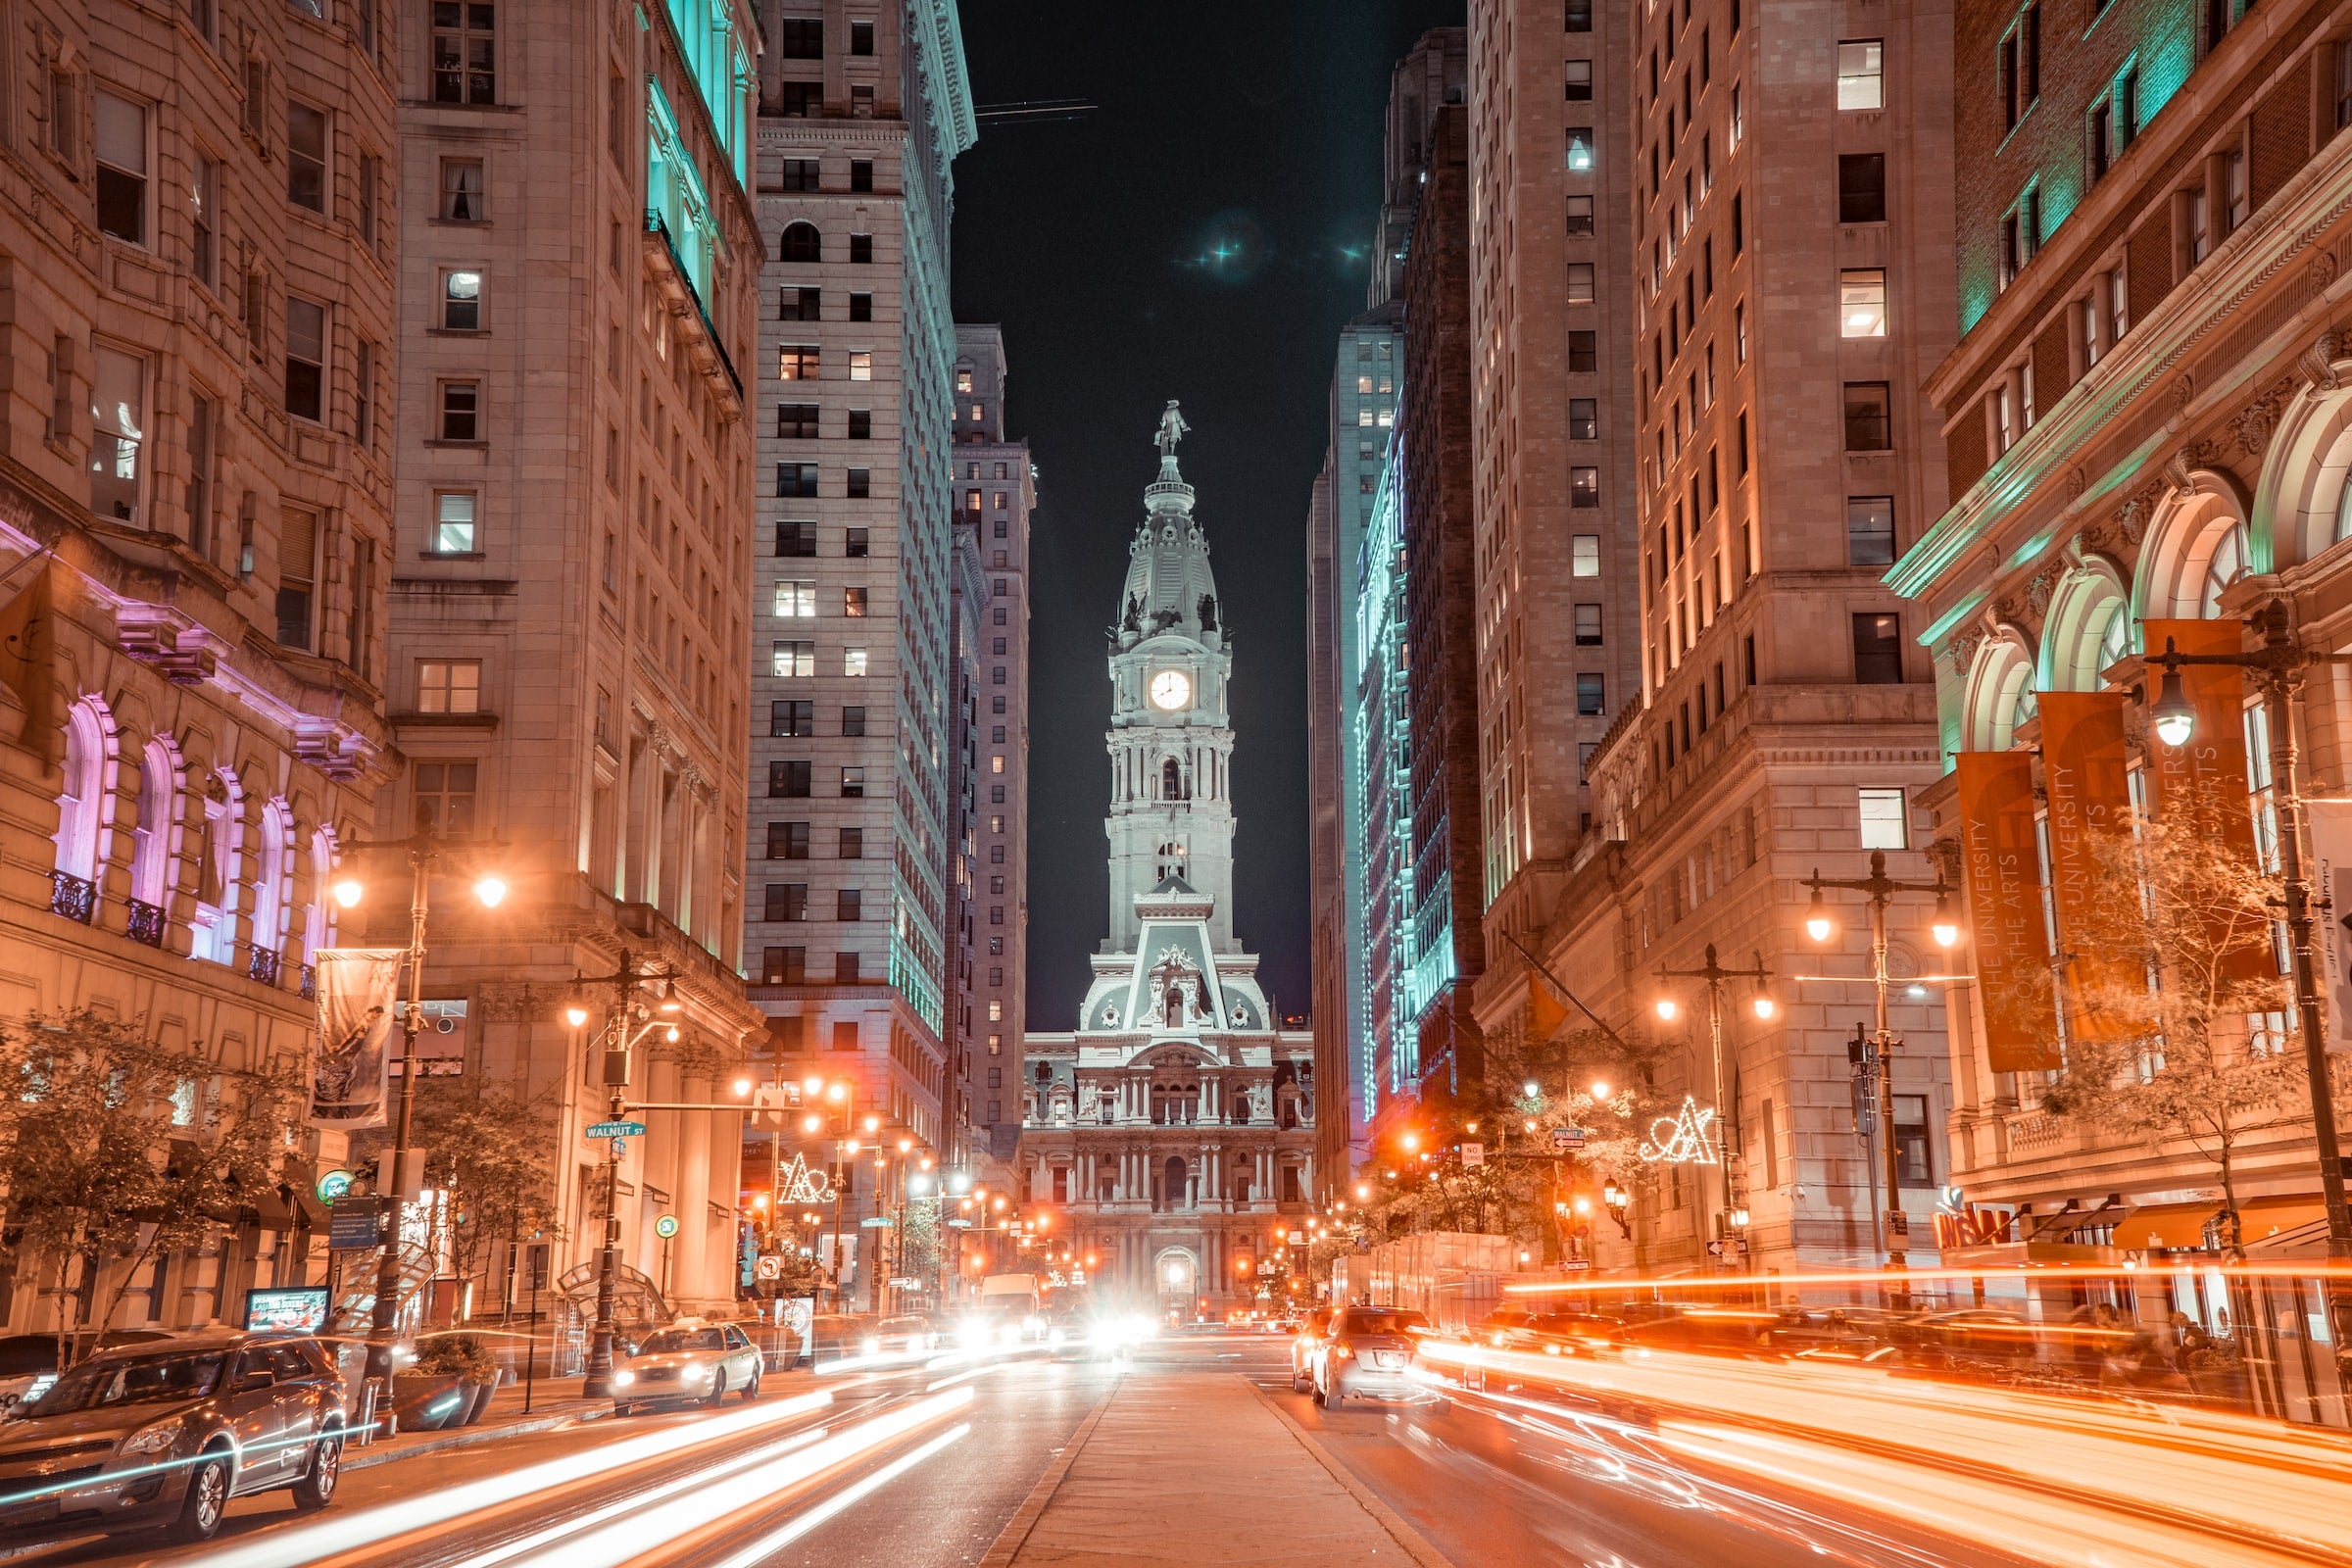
[120, 1419, 181, 1457]
[612, 1370, 635, 1389]
[999, 1324, 1020, 1346]
[1023, 1316, 1044, 1336]
[861, 1337, 882, 1355]
[1047, 1327, 1066, 1347]
[682, 1363, 712, 1383]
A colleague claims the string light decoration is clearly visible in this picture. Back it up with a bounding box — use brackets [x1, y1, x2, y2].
[1639, 1096, 1719, 1165]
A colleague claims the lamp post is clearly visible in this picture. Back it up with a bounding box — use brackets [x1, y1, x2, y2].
[1803, 851, 1959, 1303]
[562, 948, 685, 1396]
[1653, 944, 1773, 1267]
[2146, 599, 2352, 1342]
[327, 836, 509, 1400]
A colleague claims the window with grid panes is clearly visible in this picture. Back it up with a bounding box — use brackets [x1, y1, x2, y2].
[431, 2, 497, 104]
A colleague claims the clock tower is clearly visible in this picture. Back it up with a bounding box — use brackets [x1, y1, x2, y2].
[1104, 402, 1236, 954]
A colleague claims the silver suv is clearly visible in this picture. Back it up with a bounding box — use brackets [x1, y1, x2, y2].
[0, 1333, 347, 1544]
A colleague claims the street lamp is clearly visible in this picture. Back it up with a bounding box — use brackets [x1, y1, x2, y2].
[1803, 851, 1955, 1300]
[1654, 944, 1773, 1268]
[2145, 603, 2352, 1332]
[328, 834, 508, 1399]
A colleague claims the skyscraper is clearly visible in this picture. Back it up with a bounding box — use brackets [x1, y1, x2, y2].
[745, 2, 975, 1294]
[950, 324, 1032, 1169]
[383, 0, 765, 1312]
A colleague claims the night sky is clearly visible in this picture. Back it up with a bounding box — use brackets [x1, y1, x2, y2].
[952, 0, 1464, 1031]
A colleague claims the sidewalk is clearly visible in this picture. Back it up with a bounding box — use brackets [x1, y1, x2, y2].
[346, 1376, 612, 1471]
[982, 1373, 1452, 1568]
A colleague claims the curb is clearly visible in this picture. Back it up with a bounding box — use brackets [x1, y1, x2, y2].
[974, 1376, 1121, 1568]
[345, 1403, 611, 1471]
[1248, 1380, 1458, 1568]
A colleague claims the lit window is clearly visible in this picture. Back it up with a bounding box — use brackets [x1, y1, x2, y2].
[1571, 535, 1600, 576]
[774, 580, 815, 616]
[287, 101, 328, 213]
[88, 345, 147, 523]
[94, 91, 150, 244]
[772, 640, 814, 677]
[417, 659, 482, 714]
[431, 492, 477, 554]
[1858, 788, 1907, 849]
[1565, 126, 1594, 171]
[1838, 269, 1887, 337]
[843, 647, 868, 676]
[442, 270, 482, 330]
[850, 351, 873, 381]
[1836, 40, 1883, 110]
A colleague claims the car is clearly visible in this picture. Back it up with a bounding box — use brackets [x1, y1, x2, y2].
[1501, 1311, 1627, 1359]
[0, 1331, 172, 1416]
[611, 1320, 764, 1413]
[0, 1332, 347, 1545]
[1289, 1308, 1335, 1393]
[860, 1316, 939, 1357]
[1310, 1306, 1437, 1409]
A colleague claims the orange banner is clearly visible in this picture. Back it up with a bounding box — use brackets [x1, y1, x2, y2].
[2037, 692, 2146, 1041]
[1957, 751, 2060, 1073]
[2141, 618, 2270, 982]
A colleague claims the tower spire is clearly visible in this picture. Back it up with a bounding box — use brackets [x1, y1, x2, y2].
[1145, 400, 1196, 516]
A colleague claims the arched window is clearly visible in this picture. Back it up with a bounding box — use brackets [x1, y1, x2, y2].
[251, 802, 292, 972]
[126, 738, 180, 944]
[2199, 520, 2250, 616]
[189, 772, 244, 965]
[1162, 1156, 1188, 1209]
[778, 221, 819, 263]
[1964, 637, 2037, 752]
[304, 826, 338, 965]
[2332, 472, 2352, 548]
[51, 699, 114, 919]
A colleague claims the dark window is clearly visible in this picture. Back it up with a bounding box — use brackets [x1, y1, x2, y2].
[841, 767, 864, 798]
[438, 380, 478, 441]
[1576, 672, 1605, 714]
[768, 760, 812, 798]
[776, 520, 816, 557]
[778, 463, 819, 498]
[850, 20, 874, 54]
[767, 820, 810, 859]
[778, 222, 820, 264]
[760, 947, 806, 985]
[850, 233, 873, 264]
[1575, 603, 1603, 646]
[1842, 382, 1892, 451]
[1852, 612, 1903, 684]
[1566, 0, 1592, 29]
[770, 699, 813, 737]
[1846, 496, 1895, 566]
[1569, 330, 1597, 372]
[430, 1, 497, 105]
[847, 527, 869, 558]
[1565, 194, 1594, 235]
[778, 158, 819, 193]
[835, 952, 862, 983]
[1568, 399, 1597, 439]
[848, 409, 872, 439]
[764, 883, 808, 922]
[1570, 466, 1600, 507]
[1893, 1095, 1935, 1185]
[772, 81, 820, 117]
[776, 404, 819, 439]
[842, 705, 866, 736]
[1838, 154, 1886, 222]
[836, 888, 862, 921]
[849, 292, 873, 321]
[780, 285, 821, 320]
[776, 18, 822, 57]
[1731, 191, 1743, 253]
[850, 160, 874, 193]
[1564, 60, 1592, 101]
[839, 827, 864, 860]
[832, 1021, 859, 1051]
[847, 468, 871, 499]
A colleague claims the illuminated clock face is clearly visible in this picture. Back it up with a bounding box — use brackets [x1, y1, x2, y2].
[1150, 669, 1193, 710]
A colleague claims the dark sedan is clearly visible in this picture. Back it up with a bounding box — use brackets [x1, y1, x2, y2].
[0, 1333, 347, 1544]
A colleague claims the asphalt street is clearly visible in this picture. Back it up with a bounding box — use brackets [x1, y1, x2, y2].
[0, 1332, 2243, 1568]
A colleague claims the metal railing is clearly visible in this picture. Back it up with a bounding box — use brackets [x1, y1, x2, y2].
[48, 871, 95, 924]
[125, 898, 167, 947]
[247, 946, 282, 986]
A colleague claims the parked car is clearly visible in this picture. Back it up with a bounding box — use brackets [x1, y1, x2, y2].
[1309, 1307, 1437, 1409]
[0, 1332, 172, 1415]
[611, 1321, 764, 1414]
[861, 1316, 939, 1357]
[0, 1332, 347, 1544]
[1289, 1308, 1336, 1393]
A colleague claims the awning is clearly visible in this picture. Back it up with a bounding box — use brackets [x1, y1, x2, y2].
[2114, 1197, 2328, 1252]
[2240, 1197, 2328, 1249]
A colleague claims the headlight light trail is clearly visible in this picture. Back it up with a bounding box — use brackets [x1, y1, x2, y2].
[703, 1424, 970, 1568]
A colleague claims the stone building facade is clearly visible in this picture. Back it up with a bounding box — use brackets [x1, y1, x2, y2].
[1891, 0, 2352, 1259]
[1474, 0, 1963, 1276]
[743, 1, 974, 1289]
[0, 0, 397, 1327]
[378, 0, 765, 1313]
[1026, 413, 1315, 1316]
[949, 324, 1031, 1170]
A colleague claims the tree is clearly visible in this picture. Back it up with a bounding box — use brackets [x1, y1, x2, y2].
[2041, 812, 2303, 1246]
[0, 1010, 303, 1358]
[351, 1077, 564, 1298]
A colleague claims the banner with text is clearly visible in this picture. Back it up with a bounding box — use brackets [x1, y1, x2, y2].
[1958, 751, 2060, 1072]
[2141, 618, 2271, 983]
[310, 949, 405, 1129]
[2307, 801, 2352, 1053]
[2038, 691, 2147, 1041]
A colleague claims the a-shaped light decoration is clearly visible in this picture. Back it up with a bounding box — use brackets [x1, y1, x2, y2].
[1639, 1096, 1719, 1164]
[778, 1152, 836, 1205]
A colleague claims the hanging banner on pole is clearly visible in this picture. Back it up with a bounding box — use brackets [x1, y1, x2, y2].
[2306, 800, 2352, 1053]
[310, 949, 405, 1128]
[2038, 691, 2147, 1041]
[1956, 751, 2060, 1073]
[2141, 618, 2272, 984]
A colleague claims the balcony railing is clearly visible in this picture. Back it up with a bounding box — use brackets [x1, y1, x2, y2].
[247, 946, 282, 987]
[49, 871, 96, 925]
[299, 963, 318, 1002]
[125, 899, 167, 947]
